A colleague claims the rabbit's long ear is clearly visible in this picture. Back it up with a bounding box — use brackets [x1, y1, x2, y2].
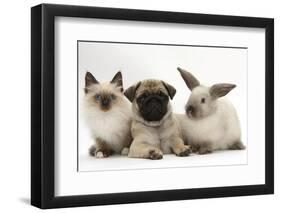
[162, 81, 176, 100]
[85, 71, 99, 93]
[111, 71, 123, 92]
[124, 82, 141, 102]
[210, 83, 236, 99]
[177, 67, 200, 90]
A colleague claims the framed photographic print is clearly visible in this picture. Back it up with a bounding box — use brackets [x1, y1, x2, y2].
[31, 3, 274, 209]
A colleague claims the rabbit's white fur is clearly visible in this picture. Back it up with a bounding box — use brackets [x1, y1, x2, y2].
[176, 67, 245, 153]
[176, 97, 241, 150]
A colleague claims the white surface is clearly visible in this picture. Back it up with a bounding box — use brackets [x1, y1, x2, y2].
[79, 150, 247, 172]
[0, 0, 280, 212]
[55, 13, 264, 196]
[78, 42, 248, 171]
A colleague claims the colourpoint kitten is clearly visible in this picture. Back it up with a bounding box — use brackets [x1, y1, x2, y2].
[82, 71, 132, 158]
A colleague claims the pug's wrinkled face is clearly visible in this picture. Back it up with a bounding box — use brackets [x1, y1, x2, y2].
[125, 79, 176, 122]
[136, 89, 169, 121]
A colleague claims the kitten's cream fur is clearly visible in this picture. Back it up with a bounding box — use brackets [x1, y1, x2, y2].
[82, 72, 132, 157]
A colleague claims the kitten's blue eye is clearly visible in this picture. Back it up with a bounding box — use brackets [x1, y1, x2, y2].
[95, 94, 101, 100]
[110, 94, 116, 100]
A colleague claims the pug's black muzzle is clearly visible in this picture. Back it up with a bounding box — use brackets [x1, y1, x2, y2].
[137, 93, 168, 121]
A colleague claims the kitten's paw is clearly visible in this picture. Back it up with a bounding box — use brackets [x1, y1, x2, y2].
[148, 149, 163, 160]
[95, 151, 104, 158]
[95, 151, 110, 158]
[121, 147, 129, 155]
[176, 145, 191, 157]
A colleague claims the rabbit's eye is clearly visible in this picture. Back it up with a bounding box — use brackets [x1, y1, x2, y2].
[201, 98, 206, 104]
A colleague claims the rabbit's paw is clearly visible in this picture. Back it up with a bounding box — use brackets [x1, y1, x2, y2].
[229, 141, 246, 150]
[176, 145, 191, 157]
[198, 143, 212, 155]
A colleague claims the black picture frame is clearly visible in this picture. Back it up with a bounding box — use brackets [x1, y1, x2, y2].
[31, 3, 274, 209]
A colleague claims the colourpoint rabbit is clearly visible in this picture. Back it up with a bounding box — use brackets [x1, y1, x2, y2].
[176, 67, 245, 154]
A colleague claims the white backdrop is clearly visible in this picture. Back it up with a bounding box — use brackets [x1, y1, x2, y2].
[0, 0, 279, 212]
[78, 41, 248, 171]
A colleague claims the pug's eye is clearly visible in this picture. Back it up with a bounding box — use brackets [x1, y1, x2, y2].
[95, 94, 101, 101]
[158, 91, 168, 100]
[137, 95, 145, 103]
[201, 97, 206, 104]
[159, 91, 165, 96]
[110, 94, 116, 100]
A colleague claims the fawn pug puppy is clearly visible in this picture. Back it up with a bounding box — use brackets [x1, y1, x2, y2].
[124, 79, 191, 160]
[176, 67, 245, 154]
[83, 71, 132, 158]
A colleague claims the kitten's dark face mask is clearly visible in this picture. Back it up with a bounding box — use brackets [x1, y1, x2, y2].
[136, 91, 169, 121]
[84, 71, 124, 112]
[93, 93, 117, 112]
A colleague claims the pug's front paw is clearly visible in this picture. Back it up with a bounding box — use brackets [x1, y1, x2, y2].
[148, 149, 163, 160]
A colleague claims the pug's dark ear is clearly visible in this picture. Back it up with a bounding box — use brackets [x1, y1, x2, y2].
[124, 82, 141, 102]
[111, 71, 123, 92]
[177, 67, 200, 91]
[85, 71, 99, 93]
[162, 81, 176, 100]
[210, 83, 236, 99]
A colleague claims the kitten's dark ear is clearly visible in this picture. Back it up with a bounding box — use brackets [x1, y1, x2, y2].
[162, 81, 176, 100]
[85, 71, 99, 93]
[177, 67, 200, 91]
[124, 82, 141, 102]
[111, 71, 123, 92]
[210, 83, 236, 99]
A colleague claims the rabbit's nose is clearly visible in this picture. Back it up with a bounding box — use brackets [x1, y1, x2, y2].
[186, 105, 195, 113]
